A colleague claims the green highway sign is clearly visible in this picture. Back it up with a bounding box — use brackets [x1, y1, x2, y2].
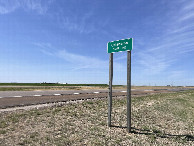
[107, 38, 133, 132]
[107, 38, 133, 53]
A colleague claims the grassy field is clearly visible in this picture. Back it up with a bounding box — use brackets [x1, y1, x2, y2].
[0, 87, 83, 91]
[0, 83, 191, 91]
[0, 83, 109, 87]
[0, 83, 124, 91]
[0, 91, 193, 145]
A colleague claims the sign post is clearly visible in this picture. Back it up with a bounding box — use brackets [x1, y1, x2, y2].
[127, 50, 131, 132]
[107, 38, 133, 132]
[108, 53, 113, 127]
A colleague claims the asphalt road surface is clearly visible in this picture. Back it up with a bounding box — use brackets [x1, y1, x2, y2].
[0, 88, 192, 98]
[0, 89, 123, 98]
[0, 88, 193, 109]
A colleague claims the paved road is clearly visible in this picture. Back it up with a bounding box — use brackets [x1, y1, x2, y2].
[0, 90, 165, 109]
[0, 89, 125, 98]
[0, 88, 193, 109]
[0, 88, 193, 98]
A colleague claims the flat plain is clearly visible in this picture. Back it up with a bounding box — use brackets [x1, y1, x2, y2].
[0, 90, 193, 145]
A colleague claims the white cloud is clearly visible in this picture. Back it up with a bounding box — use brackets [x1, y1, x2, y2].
[55, 8, 110, 35]
[34, 42, 126, 73]
[57, 49, 107, 70]
[0, 0, 20, 14]
[170, 23, 194, 34]
[0, 0, 54, 15]
[135, 0, 194, 76]
[59, 12, 96, 34]
[179, 11, 194, 21]
[34, 42, 108, 70]
[33, 42, 56, 56]
[137, 51, 175, 75]
[182, 1, 194, 11]
[57, 49, 127, 72]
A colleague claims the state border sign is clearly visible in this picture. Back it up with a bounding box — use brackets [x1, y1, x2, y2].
[107, 38, 133, 53]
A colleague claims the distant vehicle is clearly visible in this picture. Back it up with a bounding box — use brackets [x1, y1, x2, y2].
[41, 82, 60, 84]
[61, 83, 68, 84]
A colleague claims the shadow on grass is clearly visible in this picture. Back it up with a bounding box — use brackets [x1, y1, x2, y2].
[110, 125, 194, 142]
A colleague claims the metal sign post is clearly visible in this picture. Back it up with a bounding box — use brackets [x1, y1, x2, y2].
[107, 38, 133, 133]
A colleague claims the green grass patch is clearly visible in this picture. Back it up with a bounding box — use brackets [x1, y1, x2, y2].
[0, 83, 109, 87]
[0, 83, 125, 91]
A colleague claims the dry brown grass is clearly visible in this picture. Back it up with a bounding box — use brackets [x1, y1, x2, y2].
[0, 91, 193, 145]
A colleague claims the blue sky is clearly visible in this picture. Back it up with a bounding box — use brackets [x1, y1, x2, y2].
[0, 0, 194, 85]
